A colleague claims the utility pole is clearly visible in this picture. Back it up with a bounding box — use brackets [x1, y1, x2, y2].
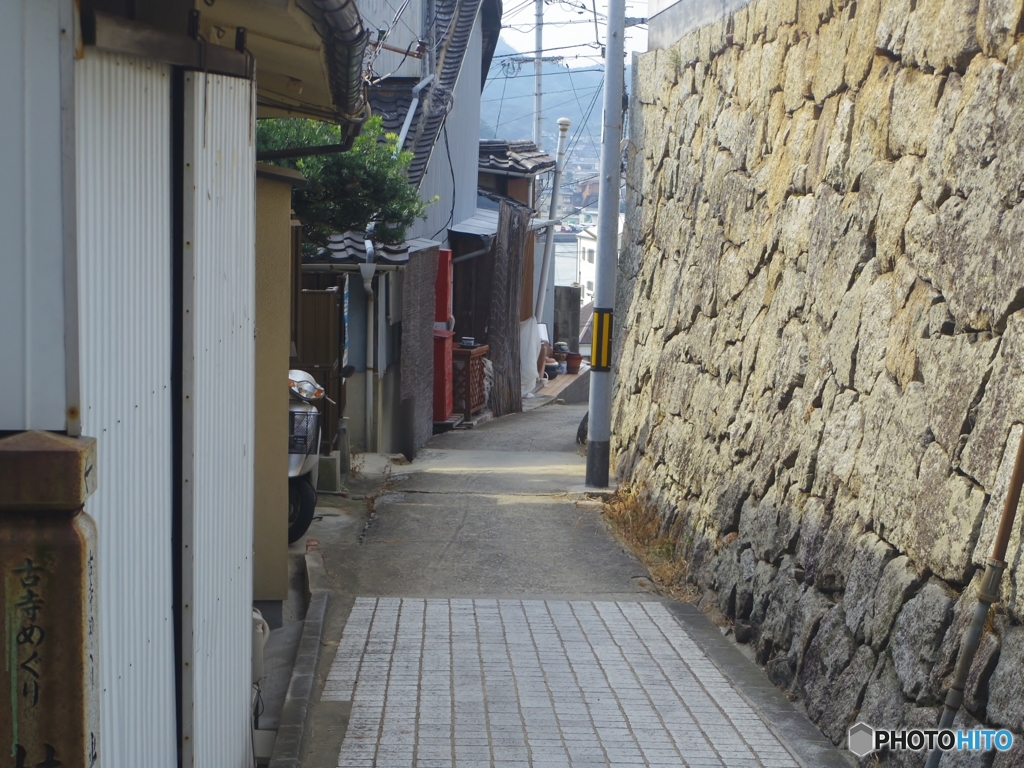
[585, 0, 625, 488]
[534, 0, 543, 150]
[535, 117, 571, 325]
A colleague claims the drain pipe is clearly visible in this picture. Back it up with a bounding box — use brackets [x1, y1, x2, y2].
[360, 258, 377, 452]
[535, 117, 571, 324]
[925, 425, 1024, 768]
[396, 74, 434, 151]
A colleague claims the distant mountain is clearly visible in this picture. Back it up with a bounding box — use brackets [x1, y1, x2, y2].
[481, 36, 630, 161]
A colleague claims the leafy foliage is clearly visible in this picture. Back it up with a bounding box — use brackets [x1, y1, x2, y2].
[256, 116, 429, 247]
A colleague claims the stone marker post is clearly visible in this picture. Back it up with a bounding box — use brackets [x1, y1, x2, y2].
[0, 431, 99, 768]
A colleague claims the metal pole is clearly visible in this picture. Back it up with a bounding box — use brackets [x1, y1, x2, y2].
[534, 0, 543, 150]
[535, 117, 571, 323]
[360, 261, 377, 452]
[585, 0, 625, 488]
[924, 425, 1024, 768]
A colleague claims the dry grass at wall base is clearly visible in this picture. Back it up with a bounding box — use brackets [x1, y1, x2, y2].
[603, 486, 699, 602]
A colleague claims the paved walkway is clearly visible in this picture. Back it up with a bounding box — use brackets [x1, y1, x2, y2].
[304, 404, 848, 768]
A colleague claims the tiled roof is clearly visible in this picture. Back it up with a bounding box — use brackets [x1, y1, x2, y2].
[309, 231, 411, 263]
[405, 0, 482, 187]
[368, 77, 418, 136]
[479, 140, 556, 176]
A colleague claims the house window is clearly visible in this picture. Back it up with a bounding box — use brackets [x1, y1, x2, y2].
[586, 281, 594, 292]
[587, 248, 595, 263]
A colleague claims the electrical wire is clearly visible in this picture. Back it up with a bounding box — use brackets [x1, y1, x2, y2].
[492, 74, 509, 138]
[492, 42, 602, 58]
[431, 117, 457, 240]
[487, 66, 604, 79]
[564, 67, 600, 157]
[369, 38, 421, 84]
[503, 19, 606, 31]
[563, 74, 602, 164]
[482, 84, 601, 102]
[366, 0, 414, 75]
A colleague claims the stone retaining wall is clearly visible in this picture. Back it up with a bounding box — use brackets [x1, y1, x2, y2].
[616, 0, 1024, 760]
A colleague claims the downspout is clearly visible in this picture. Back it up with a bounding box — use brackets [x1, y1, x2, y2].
[360, 259, 377, 452]
[924, 426, 1024, 768]
[397, 75, 434, 151]
[535, 117, 571, 323]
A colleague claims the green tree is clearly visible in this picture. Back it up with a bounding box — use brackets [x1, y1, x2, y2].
[256, 116, 429, 247]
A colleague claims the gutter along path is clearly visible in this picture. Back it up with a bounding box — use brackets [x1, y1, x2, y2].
[301, 404, 848, 768]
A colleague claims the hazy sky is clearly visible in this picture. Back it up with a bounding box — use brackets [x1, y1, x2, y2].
[497, 0, 650, 61]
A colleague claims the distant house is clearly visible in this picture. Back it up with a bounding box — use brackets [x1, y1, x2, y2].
[297, 0, 504, 455]
[461, 139, 561, 402]
[575, 177, 601, 208]
[577, 227, 599, 304]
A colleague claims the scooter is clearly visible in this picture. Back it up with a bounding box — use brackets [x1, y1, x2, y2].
[288, 369, 325, 543]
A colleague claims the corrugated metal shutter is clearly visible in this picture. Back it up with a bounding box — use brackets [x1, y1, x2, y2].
[0, 0, 71, 431]
[181, 71, 256, 768]
[75, 50, 178, 767]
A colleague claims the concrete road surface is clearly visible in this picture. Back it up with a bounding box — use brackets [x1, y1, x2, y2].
[299, 403, 849, 768]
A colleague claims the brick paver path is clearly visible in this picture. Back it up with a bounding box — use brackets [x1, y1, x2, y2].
[323, 598, 800, 767]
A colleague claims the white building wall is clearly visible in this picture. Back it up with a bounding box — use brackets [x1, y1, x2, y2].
[577, 233, 597, 304]
[75, 49, 178, 767]
[360, 0, 424, 80]
[0, 0, 73, 431]
[410, 13, 483, 243]
[181, 71, 256, 768]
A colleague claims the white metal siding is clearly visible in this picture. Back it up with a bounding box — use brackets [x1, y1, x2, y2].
[182, 71, 256, 768]
[0, 0, 70, 430]
[362, 0, 423, 80]
[411, 13, 483, 243]
[75, 50, 178, 766]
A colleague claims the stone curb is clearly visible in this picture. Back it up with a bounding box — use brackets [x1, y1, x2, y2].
[305, 548, 330, 592]
[664, 602, 855, 768]
[267, 580, 329, 768]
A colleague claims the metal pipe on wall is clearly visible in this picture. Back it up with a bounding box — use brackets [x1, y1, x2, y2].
[535, 117, 571, 324]
[924, 425, 1024, 768]
[360, 261, 377, 452]
[396, 74, 434, 151]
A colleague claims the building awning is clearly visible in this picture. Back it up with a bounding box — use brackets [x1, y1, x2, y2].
[450, 208, 500, 238]
[464, 194, 554, 236]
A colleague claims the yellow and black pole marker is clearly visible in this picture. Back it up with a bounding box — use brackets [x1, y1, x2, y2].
[585, 0, 625, 488]
[590, 309, 614, 372]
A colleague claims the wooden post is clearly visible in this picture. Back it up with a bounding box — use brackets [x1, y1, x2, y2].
[0, 431, 99, 768]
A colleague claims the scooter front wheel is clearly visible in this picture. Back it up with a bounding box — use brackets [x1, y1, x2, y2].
[288, 476, 317, 544]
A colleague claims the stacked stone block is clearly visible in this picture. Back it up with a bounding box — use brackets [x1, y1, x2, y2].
[616, 0, 1024, 759]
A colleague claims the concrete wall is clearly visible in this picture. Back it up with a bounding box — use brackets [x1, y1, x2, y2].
[618, 0, 1024, 752]
[254, 176, 292, 601]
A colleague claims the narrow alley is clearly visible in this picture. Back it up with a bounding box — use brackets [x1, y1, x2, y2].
[298, 404, 849, 768]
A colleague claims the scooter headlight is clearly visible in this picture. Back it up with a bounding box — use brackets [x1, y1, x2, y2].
[289, 377, 324, 401]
